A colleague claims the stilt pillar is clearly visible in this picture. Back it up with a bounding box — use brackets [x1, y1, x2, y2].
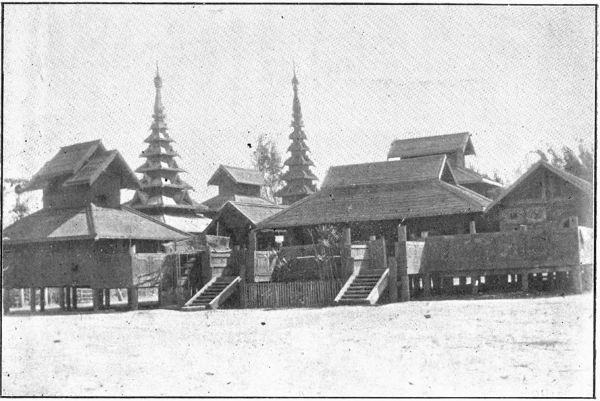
[388, 258, 398, 302]
[128, 287, 139, 310]
[30, 288, 36, 312]
[423, 273, 431, 297]
[471, 275, 479, 295]
[397, 225, 410, 302]
[39, 288, 45, 312]
[3, 289, 11, 314]
[104, 289, 111, 308]
[521, 272, 529, 291]
[92, 289, 100, 311]
[58, 288, 65, 310]
[72, 287, 78, 310]
[65, 287, 72, 310]
[570, 267, 583, 294]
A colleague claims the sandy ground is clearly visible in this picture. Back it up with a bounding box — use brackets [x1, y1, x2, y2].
[1, 293, 594, 397]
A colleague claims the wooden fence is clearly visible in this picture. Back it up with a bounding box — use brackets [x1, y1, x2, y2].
[241, 280, 343, 308]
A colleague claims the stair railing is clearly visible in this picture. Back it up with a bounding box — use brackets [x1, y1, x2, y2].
[183, 276, 217, 308]
[366, 268, 390, 305]
[207, 276, 242, 310]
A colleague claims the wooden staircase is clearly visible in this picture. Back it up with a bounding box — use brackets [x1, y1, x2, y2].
[335, 269, 389, 305]
[182, 276, 241, 311]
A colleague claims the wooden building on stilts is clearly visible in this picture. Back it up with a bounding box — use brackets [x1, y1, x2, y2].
[2, 140, 191, 313]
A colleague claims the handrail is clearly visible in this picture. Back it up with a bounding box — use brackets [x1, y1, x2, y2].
[183, 276, 217, 307]
[334, 271, 359, 303]
[366, 268, 389, 305]
[207, 276, 242, 310]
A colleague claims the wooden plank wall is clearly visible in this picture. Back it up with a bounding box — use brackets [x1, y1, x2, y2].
[241, 280, 343, 308]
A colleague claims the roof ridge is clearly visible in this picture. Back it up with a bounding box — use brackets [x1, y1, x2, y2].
[436, 180, 490, 211]
[120, 205, 193, 237]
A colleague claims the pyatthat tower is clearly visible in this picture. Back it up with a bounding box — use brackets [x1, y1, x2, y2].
[275, 70, 318, 205]
[128, 68, 210, 233]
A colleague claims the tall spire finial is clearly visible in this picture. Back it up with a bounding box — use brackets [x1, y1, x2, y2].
[292, 61, 298, 86]
[153, 67, 164, 117]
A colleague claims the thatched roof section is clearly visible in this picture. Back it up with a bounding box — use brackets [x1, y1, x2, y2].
[257, 155, 491, 230]
[322, 155, 455, 188]
[256, 180, 490, 229]
[207, 165, 264, 187]
[387, 132, 475, 160]
[452, 166, 503, 187]
[20, 140, 139, 192]
[202, 194, 273, 212]
[3, 204, 190, 244]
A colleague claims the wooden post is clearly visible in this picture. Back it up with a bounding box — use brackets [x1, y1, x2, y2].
[423, 273, 431, 297]
[58, 288, 65, 310]
[65, 287, 72, 310]
[570, 267, 583, 294]
[72, 287, 78, 310]
[104, 289, 111, 309]
[30, 288, 36, 312]
[92, 289, 100, 311]
[469, 221, 476, 234]
[342, 227, 351, 246]
[19, 289, 25, 309]
[397, 225, 410, 302]
[249, 230, 257, 252]
[128, 287, 139, 310]
[521, 272, 529, 291]
[2, 289, 11, 314]
[388, 258, 398, 302]
[471, 275, 479, 295]
[39, 288, 45, 312]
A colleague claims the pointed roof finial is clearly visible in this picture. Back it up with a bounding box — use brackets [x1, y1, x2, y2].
[292, 61, 298, 86]
[154, 62, 162, 89]
[153, 66, 164, 116]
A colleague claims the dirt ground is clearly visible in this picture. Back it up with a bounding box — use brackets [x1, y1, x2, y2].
[1, 293, 593, 397]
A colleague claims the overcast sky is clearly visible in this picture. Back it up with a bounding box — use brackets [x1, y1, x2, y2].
[3, 4, 595, 204]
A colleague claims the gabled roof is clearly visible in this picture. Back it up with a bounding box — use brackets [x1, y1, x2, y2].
[19, 140, 139, 192]
[3, 204, 191, 244]
[207, 165, 264, 187]
[322, 155, 456, 188]
[63, 150, 139, 189]
[23, 140, 106, 191]
[487, 161, 593, 210]
[206, 201, 287, 233]
[452, 166, 503, 188]
[201, 194, 274, 213]
[256, 180, 490, 229]
[387, 132, 475, 160]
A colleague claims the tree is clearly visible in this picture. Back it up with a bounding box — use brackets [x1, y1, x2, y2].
[251, 134, 283, 203]
[535, 140, 593, 182]
[2, 178, 31, 224]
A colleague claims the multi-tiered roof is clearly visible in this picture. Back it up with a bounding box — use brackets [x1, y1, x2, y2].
[275, 70, 318, 205]
[128, 69, 210, 233]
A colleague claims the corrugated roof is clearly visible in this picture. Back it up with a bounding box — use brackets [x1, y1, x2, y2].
[387, 132, 475, 159]
[202, 194, 274, 212]
[487, 161, 593, 210]
[322, 155, 451, 188]
[207, 165, 264, 186]
[3, 204, 190, 244]
[257, 180, 490, 229]
[23, 140, 105, 191]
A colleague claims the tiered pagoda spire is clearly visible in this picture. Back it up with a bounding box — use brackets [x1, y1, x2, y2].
[275, 69, 318, 205]
[128, 68, 201, 215]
